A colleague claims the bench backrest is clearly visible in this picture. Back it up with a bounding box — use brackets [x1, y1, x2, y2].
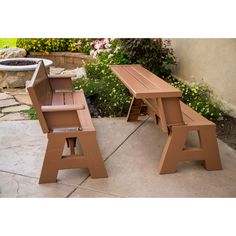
[27, 61, 52, 133]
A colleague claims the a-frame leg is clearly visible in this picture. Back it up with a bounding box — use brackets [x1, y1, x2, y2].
[198, 126, 222, 170]
[79, 131, 108, 178]
[158, 125, 222, 174]
[127, 96, 143, 121]
[39, 134, 65, 184]
[158, 126, 188, 174]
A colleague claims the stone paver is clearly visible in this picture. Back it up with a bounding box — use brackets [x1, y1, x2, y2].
[50, 67, 65, 74]
[0, 112, 29, 121]
[0, 99, 19, 108]
[4, 89, 32, 105]
[14, 94, 32, 105]
[0, 113, 3, 118]
[61, 67, 86, 79]
[0, 171, 75, 198]
[81, 119, 236, 197]
[2, 105, 31, 113]
[0, 93, 13, 100]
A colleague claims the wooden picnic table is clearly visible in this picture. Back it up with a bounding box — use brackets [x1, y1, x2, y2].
[110, 64, 222, 174]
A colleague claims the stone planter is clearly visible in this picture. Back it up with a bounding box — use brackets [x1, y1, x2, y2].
[28, 52, 94, 69]
[0, 58, 53, 88]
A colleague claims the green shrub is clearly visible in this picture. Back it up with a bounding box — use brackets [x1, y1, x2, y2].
[166, 77, 223, 120]
[75, 61, 132, 117]
[120, 38, 177, 78]
[16, 38, 94, 53]
[74, 39, 132, 117]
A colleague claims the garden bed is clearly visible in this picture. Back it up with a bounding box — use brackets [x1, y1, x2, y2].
[216, 115, 236, 150]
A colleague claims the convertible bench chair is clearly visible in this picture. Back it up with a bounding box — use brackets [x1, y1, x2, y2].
[111, 64, 222, 174]
[28, 61, 108, 183]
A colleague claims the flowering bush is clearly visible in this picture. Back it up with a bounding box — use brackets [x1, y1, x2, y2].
[120, 38, 177, 78]
[166, 77, 223, 120]
[74, 39, 132, 117]
[16, 38, 94, 53]
[74, 62, 132, 117]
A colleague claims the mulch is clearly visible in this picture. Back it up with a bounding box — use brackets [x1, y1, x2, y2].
[215, 115, 236, 150]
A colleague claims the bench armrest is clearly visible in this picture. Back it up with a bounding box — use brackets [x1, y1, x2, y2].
[48, 74, 74, 79]
[41, 105, 85, 112]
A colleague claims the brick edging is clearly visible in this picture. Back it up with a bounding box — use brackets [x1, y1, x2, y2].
[27, 52, 94, 69]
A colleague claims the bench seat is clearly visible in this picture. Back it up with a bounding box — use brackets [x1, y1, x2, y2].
[180, 101, 213, 127]
[49, 91, 95, 131]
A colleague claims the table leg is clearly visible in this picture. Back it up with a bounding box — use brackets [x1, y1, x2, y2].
[127, 96, 143, 121]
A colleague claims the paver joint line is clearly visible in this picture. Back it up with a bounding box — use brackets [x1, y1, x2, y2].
[104, 116, 149, 162]
[0, 169, 39, 180]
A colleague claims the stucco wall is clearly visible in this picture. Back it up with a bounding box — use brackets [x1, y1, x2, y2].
[170, 39, 236, 117]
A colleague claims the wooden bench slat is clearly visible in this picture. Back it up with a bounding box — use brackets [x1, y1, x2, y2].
[52, 92, 64, 105]
[123, 66, 157, 89]
[111, 66, 150, 96]
[180, 101, 213, 126]
[64, 92, 73, 105]
[132, 65, 181, 94]
[73, 91, 95, 131]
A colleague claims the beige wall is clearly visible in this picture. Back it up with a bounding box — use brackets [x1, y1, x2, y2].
[170, 39, 236, 117]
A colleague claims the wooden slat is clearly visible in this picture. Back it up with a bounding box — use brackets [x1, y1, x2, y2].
[41, 104, 84, 112]
[52, 92, 64, 105]
[110, 65, 182, 98]
[180, 101, 213, 125]
[73, 91, 95, 131]
[123, 66, 157, 89]
[132, 65, 181, 94]
[111, 66, 149, 96]
[64, 92, 73, 105]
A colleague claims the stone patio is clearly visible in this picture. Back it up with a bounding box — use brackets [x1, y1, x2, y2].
[0, 117, 236, 197]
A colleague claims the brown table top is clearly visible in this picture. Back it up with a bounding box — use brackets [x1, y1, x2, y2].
[110, 64, 182, 99]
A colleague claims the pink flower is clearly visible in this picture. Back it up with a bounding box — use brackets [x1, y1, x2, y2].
[94, 43, 101, 50]
[103, 38, 110, 44]
[169, 48, 174, 55]
[108, 54, 114, 59]
[89, 49, 95, 56]
[93, 50, 98, 58]
[75, 41, 82, 48]
[104, 43, 111, 49]
[97, 49, 104, 54]
[164, 39, 171, 47]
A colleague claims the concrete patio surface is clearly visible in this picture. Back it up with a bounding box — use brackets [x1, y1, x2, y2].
[0, 117, 236, 197]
